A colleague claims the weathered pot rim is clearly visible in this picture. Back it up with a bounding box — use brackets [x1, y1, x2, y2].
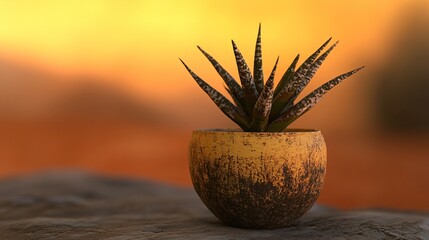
[193, 128, 321, 134]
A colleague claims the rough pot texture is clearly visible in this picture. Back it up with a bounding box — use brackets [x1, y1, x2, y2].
[189, 129, 327, 229]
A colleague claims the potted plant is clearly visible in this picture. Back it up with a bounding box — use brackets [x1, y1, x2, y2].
[180, 25, 363, 229]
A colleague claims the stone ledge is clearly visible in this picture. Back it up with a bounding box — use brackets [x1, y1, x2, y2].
[0, 171, 428, 239]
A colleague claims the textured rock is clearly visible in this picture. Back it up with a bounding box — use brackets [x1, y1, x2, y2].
[0, 171, 428, 239]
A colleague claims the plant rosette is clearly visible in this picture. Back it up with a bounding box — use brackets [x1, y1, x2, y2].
[181, 25, 363, 229]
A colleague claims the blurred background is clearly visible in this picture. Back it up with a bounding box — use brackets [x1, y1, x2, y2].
[0, 0, 429, 211]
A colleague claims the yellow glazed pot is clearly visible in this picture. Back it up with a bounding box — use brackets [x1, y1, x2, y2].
[189, 129, 327, 229]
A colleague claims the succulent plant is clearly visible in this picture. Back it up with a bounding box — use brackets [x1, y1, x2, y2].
[180, 25, 364, 132]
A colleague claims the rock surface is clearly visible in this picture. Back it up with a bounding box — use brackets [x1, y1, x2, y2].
[0, 171, 428, 239]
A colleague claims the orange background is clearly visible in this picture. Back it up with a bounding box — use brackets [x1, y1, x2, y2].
[0, 1, 429, 211]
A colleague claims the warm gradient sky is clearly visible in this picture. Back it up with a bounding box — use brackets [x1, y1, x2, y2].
[0, 0, 427, 129]
[0, 1, 418, 86]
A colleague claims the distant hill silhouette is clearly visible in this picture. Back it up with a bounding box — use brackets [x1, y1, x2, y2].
[0, 58, 165, 123]
[0, 58, 65, 119]
[52, 80, 164, 122]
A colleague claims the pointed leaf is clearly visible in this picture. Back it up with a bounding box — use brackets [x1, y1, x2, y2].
[250, 57, 279, 131]
[270, 54, 300, 120]
[294, 37, 333, 80]
[293, 41, 339, 98]
[266, 66, 365, 132]
[253, 23, 264, 94]
[273, 54, 300, 98]
[180, 59, 251, 130]
[270, 38, 332, 120]
[275, 38, 332, 100]
[197, 46, 247, 114]
[232, 40, 259, 114]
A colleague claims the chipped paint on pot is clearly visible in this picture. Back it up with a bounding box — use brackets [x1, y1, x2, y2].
[189, 129, 327, 229]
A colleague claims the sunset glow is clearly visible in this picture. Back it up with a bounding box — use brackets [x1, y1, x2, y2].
[0, 1, 419, 98]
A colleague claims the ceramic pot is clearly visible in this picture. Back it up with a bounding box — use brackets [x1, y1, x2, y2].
[189, 129, 327, 229]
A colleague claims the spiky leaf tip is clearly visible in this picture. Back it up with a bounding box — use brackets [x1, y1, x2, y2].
[253, 23, 264, 94]
[180, 58, 251, 130]
[273, 54, 300, 98]
[250, 57, 279, 131]
[266, 66, 365, 132]
[273, 38, 332, 103]
[197, 45, 249, 116]
[270, 38, 333, 121]
[232, 40, 259, 113]
[270, 54, 300, 120]
[294, 41, 339, 95]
